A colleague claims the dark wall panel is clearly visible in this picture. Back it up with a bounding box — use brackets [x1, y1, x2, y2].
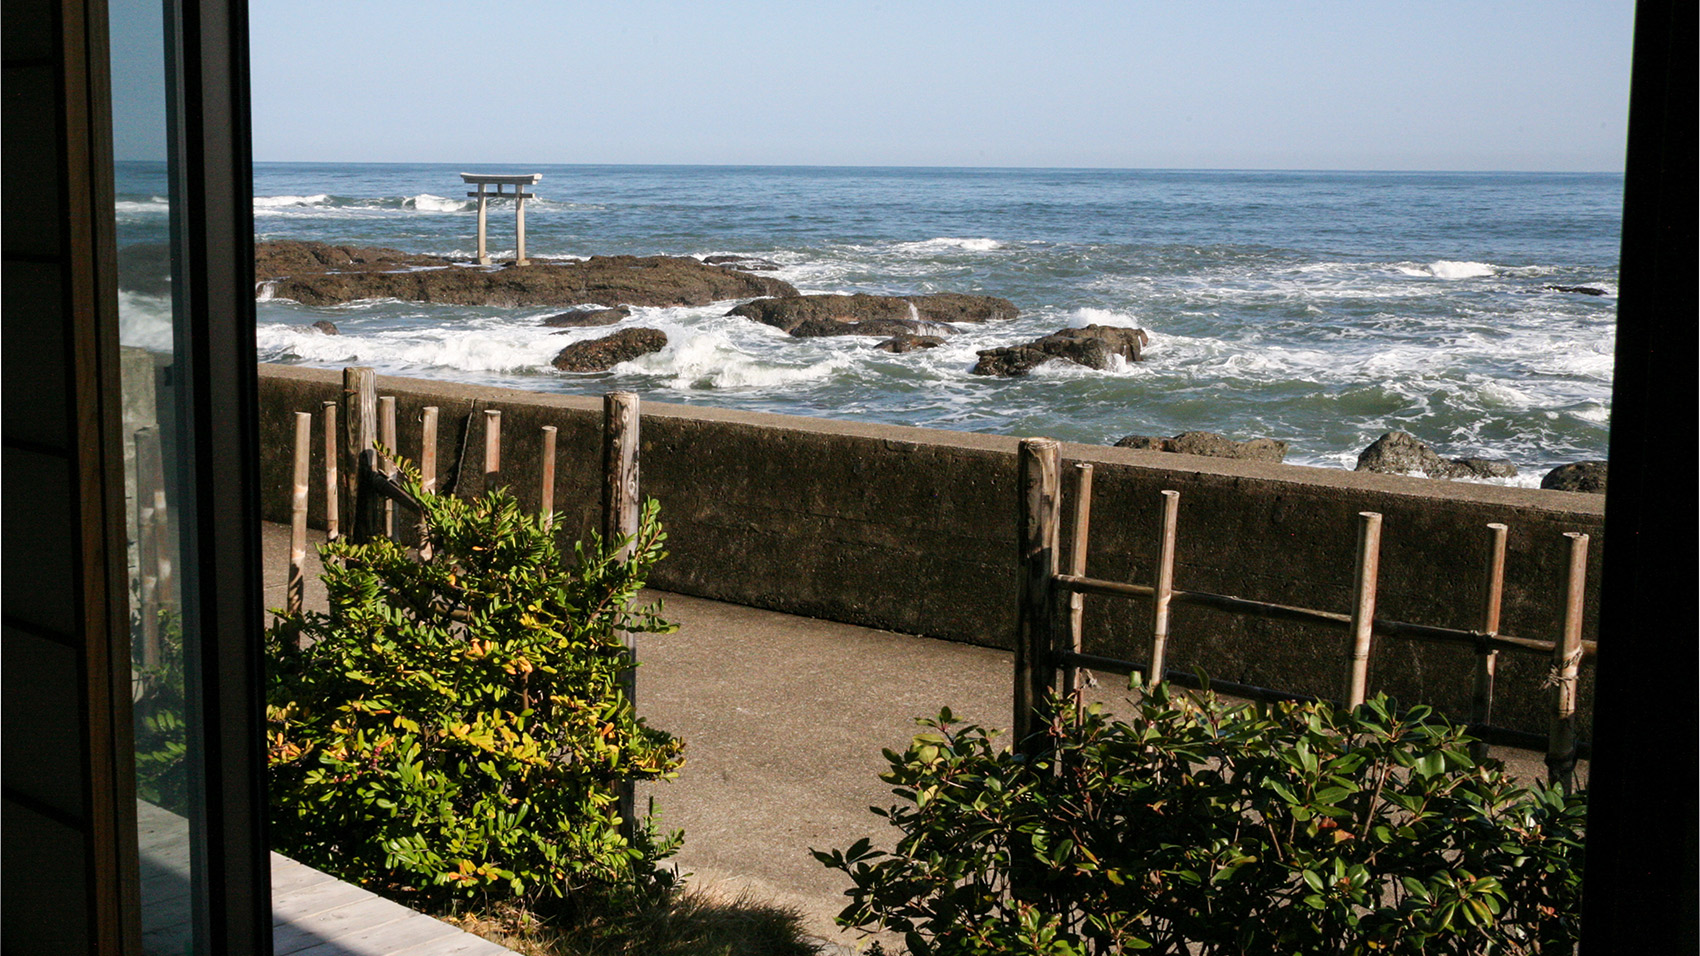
[2, 626, 87, 818]
[2, 260, 71, 450]
[1, 799, 92, 954]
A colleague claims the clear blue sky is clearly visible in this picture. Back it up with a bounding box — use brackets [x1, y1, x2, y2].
[247, 1, 1636, 171]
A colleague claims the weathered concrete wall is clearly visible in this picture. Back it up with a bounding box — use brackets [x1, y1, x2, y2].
[257, 364, 1603, 735]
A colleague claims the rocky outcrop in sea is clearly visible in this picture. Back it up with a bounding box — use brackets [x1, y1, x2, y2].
[542, 306, 630, 328]
[1541, 461, 1607, 493]
[1115, 431, 1288, 462]
[255, 241, 795, 308]
[973, 325, 1149, 377]
[1355, 432, 1517, 480]
[727, 293, 1017, 338]
[551, 328, 668, 372]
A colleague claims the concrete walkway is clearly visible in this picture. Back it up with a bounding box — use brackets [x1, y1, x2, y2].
[260, 522, 1561, 949]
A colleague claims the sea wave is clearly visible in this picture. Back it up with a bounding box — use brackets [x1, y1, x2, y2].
[404, 193, 471, 213]
[1399, 260, 1498, 280]
[893, 237, 1003, 253]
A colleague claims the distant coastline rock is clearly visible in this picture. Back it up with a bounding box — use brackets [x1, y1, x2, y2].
[728, 293, 1017, 338]
[1541, 461, 1607, 493]
[541, 306, 630, 328]
[874, 333, 946, 353]
[1115, 431, 1288, 462]
[703, 254, 781, 272]
[1354, 431, 1517, 480]
[255, 241, 796, 308]
[972, 324, 1148, 377]
[551, 328, 667, 372]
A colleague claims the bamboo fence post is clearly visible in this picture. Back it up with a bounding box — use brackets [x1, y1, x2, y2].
[1062, 463, 1094, 708]
[134, 427, 162, 669]
[1547, 532, 1588, 792]
[1015, 438, 1061, 753]
[288, 412, 311, 627]
[602, 392, 641, 840]
[139, 425, 174, 613]
[1149, 490, 1181, 686]
[341, 367, 378, 542]
[540, 425, 558, 529]
[483, 409, 502, 492]
[419, 406, 438, 559]
[1342, 511, 1384, 709]
[379, 396, 397, 540]
[321, 401, 338, 540]
[1471, 523, 1509, 761]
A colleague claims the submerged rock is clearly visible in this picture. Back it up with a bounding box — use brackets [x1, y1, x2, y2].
[1541, 461, 1607, 493]
[1115, 431, 1288, 462]
[874, 333, 947, 353]
[1542, 285, 1609, 296]
[972, 324, 1149, 377]
[541, 306, 630, 328]
[308, 320, 339, 335]
[551, 328, 667, 372]
[1355, 432, 1517, 480]
[256, 241, 796, 308]
[728, 293, 1016, 337]
[703, 254, 781, 272]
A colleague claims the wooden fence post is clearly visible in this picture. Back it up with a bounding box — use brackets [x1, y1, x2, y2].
[1062, 463, 1093, 708]
[134, 427, 162, 669]
[1547, 532, 1588, 792]
[321, 401, 338, 540]
[1472, 523, 1509, 761]
[483, 409, 502, 492]
[379, 396, 397, 539]
[288, 412, 311, 624]
[540, 425, 558, 529]
[419, 406, 438, 559]
[1342, 511, 1383, 709]
[1149, 490, 1181, 685]
[602, 392, 641, 839]
[1015, 438, 1061, 753]
[341, 367, 378, 542]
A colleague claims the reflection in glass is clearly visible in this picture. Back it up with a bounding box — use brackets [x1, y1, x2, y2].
[113, 0, 197, 951]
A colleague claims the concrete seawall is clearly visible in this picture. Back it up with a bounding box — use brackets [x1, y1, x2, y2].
[257, 363, 1602, 736]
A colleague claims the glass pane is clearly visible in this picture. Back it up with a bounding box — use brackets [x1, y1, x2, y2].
[112, 0, 198, 952]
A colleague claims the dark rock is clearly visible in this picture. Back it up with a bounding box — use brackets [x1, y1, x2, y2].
[1449, 457, 1519, 479]
[256, 241, 797, 308]
[874, 333, 946, 353]
[1355, 432, 1517, 480]
[541, 306, 630, 328]
[972, 324, 1149, 377]
[703, 254, 781, 271]
[550, 328, 667, 372]
[309, 320, 339, 335]
[728, 292, 1016, 337]
[1114, 431, 1288, 462]
[789, 316, 946, 339]
[255, 239, 444, 277]
[1541, 461, 1607, 494]
[1543, 285, 1609, 296]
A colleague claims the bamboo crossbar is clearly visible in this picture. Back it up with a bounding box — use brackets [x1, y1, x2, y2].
[1049, 648, 1592, 760]
[1052, 573, 1596, 660]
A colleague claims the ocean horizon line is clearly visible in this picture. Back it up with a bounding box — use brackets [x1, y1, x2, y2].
[233, 159, 1626, 179]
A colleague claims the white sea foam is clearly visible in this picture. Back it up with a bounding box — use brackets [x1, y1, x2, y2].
[1065, 307, 1141, 329]
[632, 329, 852, 389]
[253, 194, 331, 209]
[405, 193, 471, 213]
[1398, 260, 1498, 280]
[894, 237, 1003, 253]
[115, 198, 170, 217]
[118, 291, 175, 351]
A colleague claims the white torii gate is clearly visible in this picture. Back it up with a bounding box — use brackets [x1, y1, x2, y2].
[460, 172, 542, 266]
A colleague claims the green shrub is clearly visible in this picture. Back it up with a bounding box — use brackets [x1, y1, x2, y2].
[267, 464, 685, 910]
[817, 685, 1584, 955]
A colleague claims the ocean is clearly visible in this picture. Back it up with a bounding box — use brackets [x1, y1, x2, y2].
[120, 162, 1622, 481]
